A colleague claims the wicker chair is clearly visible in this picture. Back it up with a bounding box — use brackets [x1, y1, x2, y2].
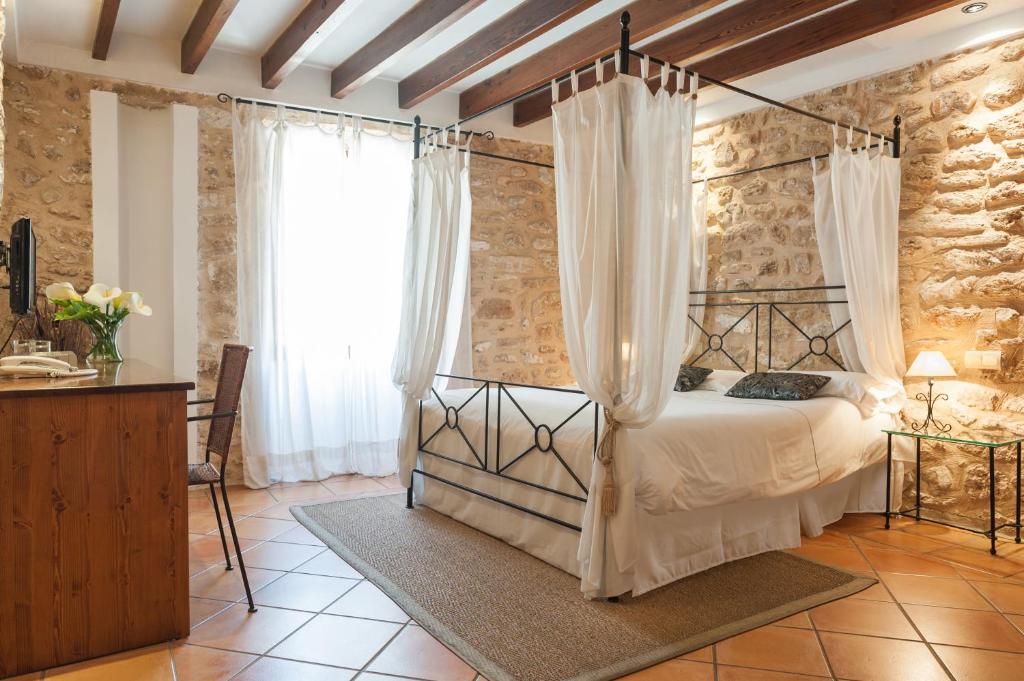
[187, 343, 256, 613]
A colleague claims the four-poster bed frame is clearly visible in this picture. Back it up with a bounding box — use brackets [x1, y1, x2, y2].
[405, 10, 900, 528]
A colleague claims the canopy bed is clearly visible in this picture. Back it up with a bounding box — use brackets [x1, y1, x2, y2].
[392, 13, 908, 599]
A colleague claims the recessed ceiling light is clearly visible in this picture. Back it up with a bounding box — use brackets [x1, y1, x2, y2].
[962, 2, 988, 13]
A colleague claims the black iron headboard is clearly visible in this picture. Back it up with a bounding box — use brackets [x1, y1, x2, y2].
[686, 285, 850, 373]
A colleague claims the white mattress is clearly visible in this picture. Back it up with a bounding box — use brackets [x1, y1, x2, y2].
[413, 382, 895, 596]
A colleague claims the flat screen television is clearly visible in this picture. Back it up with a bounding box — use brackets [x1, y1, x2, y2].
[1, 218, 35, 315]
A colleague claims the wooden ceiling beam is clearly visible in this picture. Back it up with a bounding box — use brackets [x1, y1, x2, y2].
[92, 0, 121, 60]
[181, 0, 242, 74]
[457, 0, 727, 120]
[397, 0, 600, 110]
[513, 0, 964, 127]
[331, 0, 486, 99]
[262, 0, 364, 89]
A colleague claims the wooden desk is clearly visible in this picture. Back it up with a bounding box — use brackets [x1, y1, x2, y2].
[0, 362, 194, 678]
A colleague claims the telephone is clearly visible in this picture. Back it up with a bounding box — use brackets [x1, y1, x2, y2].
[0, 355, 98, 378]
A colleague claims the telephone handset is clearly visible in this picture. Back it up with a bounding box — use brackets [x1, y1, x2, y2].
[0, 355, 98, 378]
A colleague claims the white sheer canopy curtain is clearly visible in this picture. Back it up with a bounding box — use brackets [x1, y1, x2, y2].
[553, 60, 698, 598]
[812, 128, 906, 411]
[391, 139, 472, 487]
[234, 104, 414, 488]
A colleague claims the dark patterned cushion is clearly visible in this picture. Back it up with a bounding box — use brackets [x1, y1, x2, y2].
[725, 372, 831, 401]
[674, 365, 713, 392]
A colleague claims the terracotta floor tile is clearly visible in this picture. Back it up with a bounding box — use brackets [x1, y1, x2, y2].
[810, 598, 919, 639]
[190, 597, 232, 628]
[1009, 613, 1024, 634]
[189, 566, 284, 602]
[188, 534, 259, 564]
[358, 675, 424, 681]
[880, 573, 992, 610]
[251, 500, 304, 520]
[236, 540, 323, 571]
[231, 517, 298, 541]
[680, 645, 713, 662]
[232, 657, 355, 681]
[268, 613, 402, 668]
[774, 611, 812, 629]
[187, 603, 314, 654]
[294, 549, 363, 579]
[848, 582, 895, 602]
[970, 579, 1024, 615]
[799, 531, 855, 549]
[273, 524, 327, 546]
[930, 546, 1024, 577]
[170, 644, 254, 681]
[367, 625, 477, 681]
[860, 546, 961, 578]
[899, 520, 995, 550]
[716, 667, 829, 680]
[933, 644, 1024, 681]
[222, 488, 278, 515]
[267, 483, 337, 503]
[852, 529, 951, 554]
[825, 513, 889, 534]
[188, 511, 224, 534]
[618, 659, 713, 680]
[324, 580, 409, 622]
[189, 493, 214, 512]
[715, 626, 829, 676]
[904, 604, 1024, 652]
[253, 572, 358, 612]
[6, 674, 42, 680]
[818, 631, 948, 681]
[786, 545, 873, 574]
[46, 645, 175, 680]
[322, 477, 389, 498]
[376, 474, 405, 490]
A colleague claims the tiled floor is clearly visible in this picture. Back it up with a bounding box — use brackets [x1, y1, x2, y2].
[20, 478, 1024, 680]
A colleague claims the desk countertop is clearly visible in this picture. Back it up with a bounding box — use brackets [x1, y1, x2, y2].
[0, 360, 195, 398]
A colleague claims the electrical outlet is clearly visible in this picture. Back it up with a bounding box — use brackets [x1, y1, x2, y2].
[965, 350, 1001, 370]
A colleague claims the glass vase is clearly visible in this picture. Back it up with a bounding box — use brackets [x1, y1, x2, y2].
[85, 318, 124, 364]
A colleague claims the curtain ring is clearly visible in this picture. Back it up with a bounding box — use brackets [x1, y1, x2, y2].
[689, 70, 699, 98]
[614, 49, 622, 73]
[596, 58, 604, 84]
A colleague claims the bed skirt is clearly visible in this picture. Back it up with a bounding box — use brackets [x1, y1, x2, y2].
[413, 457, 890, 597]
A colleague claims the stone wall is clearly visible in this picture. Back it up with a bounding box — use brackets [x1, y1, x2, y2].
[0, 63, 241, 477]
[468, 136, 570, 386]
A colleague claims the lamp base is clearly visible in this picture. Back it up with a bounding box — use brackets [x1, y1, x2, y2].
[910, 378, 952, 434]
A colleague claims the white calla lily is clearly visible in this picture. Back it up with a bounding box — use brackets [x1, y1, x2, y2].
[114, 291, 153, 316]
[45, 282, 81, 302]
[83, 283, 122, 308]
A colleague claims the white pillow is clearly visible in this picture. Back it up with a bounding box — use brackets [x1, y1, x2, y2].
[695, 369, 747, 392]
[770, 370, 896, 416]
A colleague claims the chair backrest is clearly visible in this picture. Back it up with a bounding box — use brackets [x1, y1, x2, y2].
[207, 343, 251, 460]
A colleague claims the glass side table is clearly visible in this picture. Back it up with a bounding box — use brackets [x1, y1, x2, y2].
[883, 429, 1023, 555]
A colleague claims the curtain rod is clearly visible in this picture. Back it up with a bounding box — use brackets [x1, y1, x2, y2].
[217, 93, 494, 140]
[630, 50, 898, 145]
[693, 141, 887, 184]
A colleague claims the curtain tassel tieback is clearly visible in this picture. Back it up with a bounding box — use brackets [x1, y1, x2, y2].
[596, 408, 620, 516]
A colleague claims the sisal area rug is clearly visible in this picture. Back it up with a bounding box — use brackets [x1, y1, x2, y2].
[292, 494, 872, 681]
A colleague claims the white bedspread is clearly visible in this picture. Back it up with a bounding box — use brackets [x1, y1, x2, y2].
[414, 381, 895, 596]
[420, 384, 891, 518]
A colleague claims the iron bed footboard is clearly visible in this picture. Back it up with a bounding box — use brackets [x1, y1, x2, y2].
[407, 286, 851, 531]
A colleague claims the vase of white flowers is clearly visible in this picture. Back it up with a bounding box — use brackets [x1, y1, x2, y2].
[44, 282, 152, 364]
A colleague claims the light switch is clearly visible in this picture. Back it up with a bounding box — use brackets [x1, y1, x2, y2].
[964, 350, 1001, 370]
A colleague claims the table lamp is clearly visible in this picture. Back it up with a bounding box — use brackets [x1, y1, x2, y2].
[906, 350, 956, 433]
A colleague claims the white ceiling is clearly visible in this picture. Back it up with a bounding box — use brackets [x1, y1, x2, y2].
[7, 0, 1024, 139]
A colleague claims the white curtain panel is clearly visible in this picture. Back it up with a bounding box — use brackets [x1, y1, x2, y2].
[553, 70, 697, 597]
[234, 105, 413, 487]
[812, 138, 906, 408]
[682, 181, 709, 362]
[392, 144, 472, 486]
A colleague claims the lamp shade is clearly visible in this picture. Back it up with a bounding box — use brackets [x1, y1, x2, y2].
[906, 351, 956, 378]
